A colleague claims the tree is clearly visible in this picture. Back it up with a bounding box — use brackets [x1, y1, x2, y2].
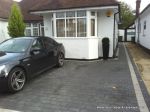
[8, 2, 25, 38]
[119, 2, 135, 29]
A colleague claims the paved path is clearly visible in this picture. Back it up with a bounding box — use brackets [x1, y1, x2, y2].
[0, 43, 149, 112]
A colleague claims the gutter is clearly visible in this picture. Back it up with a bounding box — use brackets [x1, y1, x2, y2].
[30, 6, 119, 14]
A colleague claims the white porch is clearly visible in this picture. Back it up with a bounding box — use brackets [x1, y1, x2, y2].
[35, 7, 119, 59]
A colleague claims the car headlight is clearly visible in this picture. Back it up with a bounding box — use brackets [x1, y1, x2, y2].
[0, 65, 8, 77]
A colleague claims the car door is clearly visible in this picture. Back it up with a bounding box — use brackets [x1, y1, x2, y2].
[42, 37, 57, 67]
[29, 38, 48, 74]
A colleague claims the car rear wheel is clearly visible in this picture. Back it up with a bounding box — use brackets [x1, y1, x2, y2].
[7, 67, 26, 93]
[57, 53, 64, 67]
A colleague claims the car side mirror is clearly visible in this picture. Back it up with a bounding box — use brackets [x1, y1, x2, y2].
[30, 48, 42, 55]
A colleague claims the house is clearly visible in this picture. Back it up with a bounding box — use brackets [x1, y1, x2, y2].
[118, 29, 125, 42]
[0, 0, 44, 42]
[30, 0, 120, 59]
[124, 23, 135, 42]
[135, 3, 150, 50]
[0, 0, 12, 42]
[19, 0, 44, 37]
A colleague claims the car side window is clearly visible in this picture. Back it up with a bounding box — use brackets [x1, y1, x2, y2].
[32, 39, 43, 50]
[42, 38, 57, 50]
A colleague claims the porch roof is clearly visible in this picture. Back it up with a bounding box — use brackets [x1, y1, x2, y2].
[30, 0, 119, 12]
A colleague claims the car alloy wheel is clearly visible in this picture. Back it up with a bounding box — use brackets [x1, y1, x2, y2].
[8, 68, 26, 92]
[58, 53, 64, 67]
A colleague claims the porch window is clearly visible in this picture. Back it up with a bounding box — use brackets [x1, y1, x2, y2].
[56, 19, 65, 37]
[77, 18, 86, 37]
[40, 22, 45, 36]
[66, 19, 76, 37]
[91, 19, 95, 36]
[55, 11, 87, 37]
[90, 12, 96, 36]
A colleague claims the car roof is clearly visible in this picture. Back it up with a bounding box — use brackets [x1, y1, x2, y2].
[14, 37, 39, 40]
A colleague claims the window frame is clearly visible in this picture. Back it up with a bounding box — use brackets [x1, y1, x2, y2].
[143, 20, 146, 36]
[90, 11, 97, 37]
[54, 11, 88, 38]
[25, 23, 40, 36]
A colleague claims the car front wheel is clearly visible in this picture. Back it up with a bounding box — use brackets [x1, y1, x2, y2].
[57, 53, 64, 67]
[7, 67, 26, 93]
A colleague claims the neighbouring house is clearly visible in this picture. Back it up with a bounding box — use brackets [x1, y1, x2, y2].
[124, 23, 135, 42]
[0, 0, 12, 42]
[0, 0, 44, 42]
[19, 0, 44, 37]
[135, 3, 150, 50]
[118, 29, 125, 42]
[30, 0, 120, 59]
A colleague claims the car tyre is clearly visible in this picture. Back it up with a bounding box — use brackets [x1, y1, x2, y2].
[57, 53, 64, 67]
[7, 67, 26, 93]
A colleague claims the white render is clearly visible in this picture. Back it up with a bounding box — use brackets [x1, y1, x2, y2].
[119, 30, 125, 41]
[126, 29, 135, 41]
[0, 19, 10, 42]
[42, 8, 119, 59]
[135, 5, 150, 49]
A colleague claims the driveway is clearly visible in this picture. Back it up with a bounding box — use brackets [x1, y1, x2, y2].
[0, 44, 149, 112]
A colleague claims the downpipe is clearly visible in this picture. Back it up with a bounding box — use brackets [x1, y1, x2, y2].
[113, 12, 119, 58]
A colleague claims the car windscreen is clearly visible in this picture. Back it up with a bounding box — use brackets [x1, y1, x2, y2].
[0, 39, 31, 53]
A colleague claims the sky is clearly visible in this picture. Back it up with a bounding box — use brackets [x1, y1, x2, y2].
[119, 0, 150, 12]
[13, 0, 150, 12]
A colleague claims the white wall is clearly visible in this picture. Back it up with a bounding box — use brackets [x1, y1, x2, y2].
[43, 9, 118, 59]
[119, 30, 125, 41]
[0, 20, 10, 42]
[55, 38, 99, 59]
[135, 6, 150, 49]
[97, 10, 115, 57]
[126, 29, 135, 41]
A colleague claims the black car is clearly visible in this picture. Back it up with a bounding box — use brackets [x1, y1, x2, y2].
[0, 37, 65, 93]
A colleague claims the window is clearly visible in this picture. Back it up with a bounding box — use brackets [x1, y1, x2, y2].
[41, 27, 45, 36]
[143, 21, 146, 36]
[0, 39, 31, 53]
[25, 23, 41, 36]
[66, 19, 76, 37]
[32, 39, 43, 50]
[139, 23, 141, 33]
[66, 11, 75, 17]
[77, 18, 86, 37]
[25, 29, 31, 36]
[91, 12, 96, 16]
[33, 28, 39, 36]
[55, 11, 87, 37]
[52, 20, 54, 36]
[26, 23, 31, 27]
[40, 22, 45, 36]
[90, 11, 96, 36]
[56, 19, 65, 37]
[56, 12, 65, 18]
[91, 19, 95, 36]
[42, 37, 57, 50]
[25, 23, 32, 36]
[77, 11, 86, 17]
[144, 21, 146, 30]
[33, 23, 39, 36]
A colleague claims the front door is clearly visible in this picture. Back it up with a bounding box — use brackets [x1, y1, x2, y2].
[29, 39, 48, 75]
